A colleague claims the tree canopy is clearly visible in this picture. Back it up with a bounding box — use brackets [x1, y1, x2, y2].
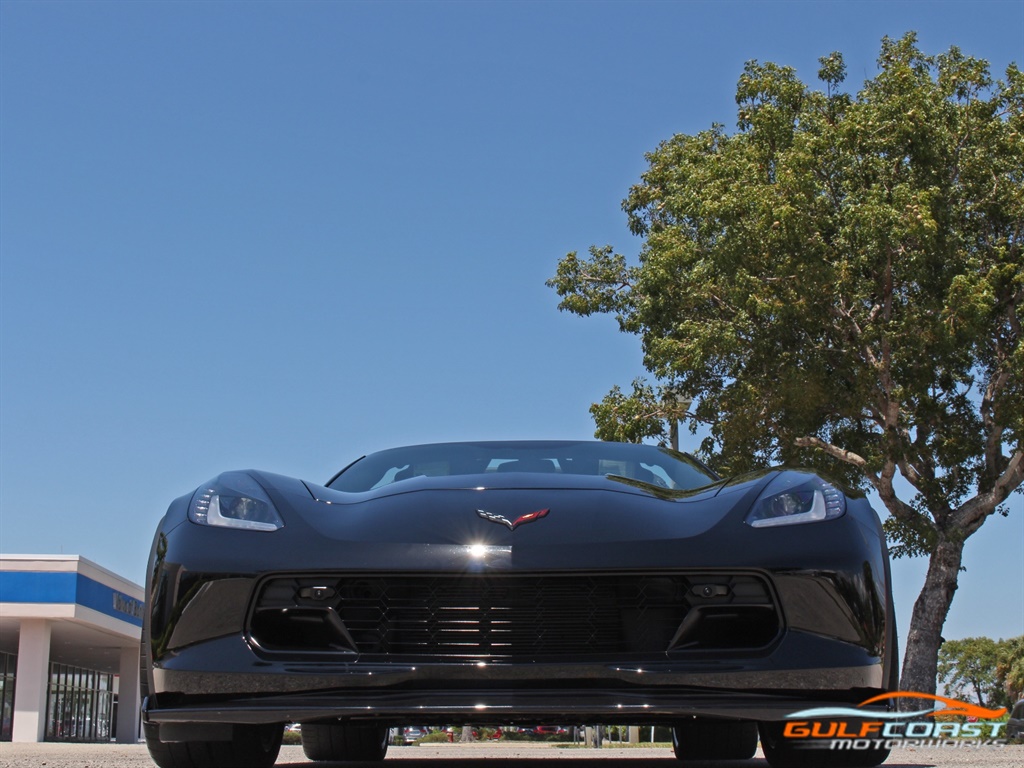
[939, 636, 1024, 708]
[549, 33, 1022, 700]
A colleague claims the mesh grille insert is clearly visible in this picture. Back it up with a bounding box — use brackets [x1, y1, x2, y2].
[249, 572, 778, 658]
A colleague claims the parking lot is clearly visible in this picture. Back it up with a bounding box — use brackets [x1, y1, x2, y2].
[1, 741, 1022, 768]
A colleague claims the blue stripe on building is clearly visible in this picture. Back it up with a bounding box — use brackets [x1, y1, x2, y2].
[0, 571, 144, 627]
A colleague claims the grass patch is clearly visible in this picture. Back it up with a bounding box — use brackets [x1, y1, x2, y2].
[415, 731, 454, 744]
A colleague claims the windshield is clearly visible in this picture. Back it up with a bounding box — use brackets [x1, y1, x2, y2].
[327, 441, 717, 493]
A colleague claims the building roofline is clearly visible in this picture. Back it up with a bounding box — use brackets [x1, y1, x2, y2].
[0, 554, 143, 594]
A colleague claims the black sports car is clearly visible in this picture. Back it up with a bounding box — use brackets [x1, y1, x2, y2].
[142, 440, 897, 768]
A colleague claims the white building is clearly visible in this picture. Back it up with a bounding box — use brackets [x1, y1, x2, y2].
[0, 555, 143, 743]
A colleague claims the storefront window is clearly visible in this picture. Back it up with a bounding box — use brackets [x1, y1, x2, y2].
[44, 662, 113, 742]
[0, 651, 16, 741]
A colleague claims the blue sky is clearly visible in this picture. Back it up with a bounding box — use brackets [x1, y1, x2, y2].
[2, 0, 1022, 658]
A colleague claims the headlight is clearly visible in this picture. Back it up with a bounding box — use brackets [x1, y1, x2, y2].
[745, 471, 845, 528]
[188, 472, 284, 532]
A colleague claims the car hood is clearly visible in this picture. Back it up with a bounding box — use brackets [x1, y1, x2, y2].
[157, 466, 856, 574]
[240, 470, 774, 558]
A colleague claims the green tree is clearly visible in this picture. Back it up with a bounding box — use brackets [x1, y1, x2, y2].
[938, 636, 1024, 708]
[996, 636, 1024, 704]
[549, 34, 1023, 702]
[938, 637, 1004, 706]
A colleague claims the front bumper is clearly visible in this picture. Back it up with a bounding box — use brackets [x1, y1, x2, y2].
[143, 482, 895, 727]
[145, 622, 887, 726]
[145, 685, 887, 728]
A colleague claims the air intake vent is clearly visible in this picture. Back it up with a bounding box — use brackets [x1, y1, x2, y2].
[249, 572, 779, 659]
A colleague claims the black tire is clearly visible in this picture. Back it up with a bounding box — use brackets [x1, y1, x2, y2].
[144, 722, 283, 768]
[301, 722, 390, 761]
[671, 717, 758, 760]
[759, 722, 890, 768]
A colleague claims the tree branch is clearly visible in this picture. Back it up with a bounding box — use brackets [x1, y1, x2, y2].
[871, 457, 921, 522]
[956, 449, 1024, 535]
[793, 435, 867, 467]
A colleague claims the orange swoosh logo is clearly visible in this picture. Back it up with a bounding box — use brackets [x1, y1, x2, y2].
[859, 692, 1007, 720]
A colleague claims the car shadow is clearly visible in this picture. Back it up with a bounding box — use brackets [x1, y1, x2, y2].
[275, 759, 940, 768]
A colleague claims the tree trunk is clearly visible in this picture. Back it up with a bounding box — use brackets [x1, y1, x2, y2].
[899, 535, 965, 709]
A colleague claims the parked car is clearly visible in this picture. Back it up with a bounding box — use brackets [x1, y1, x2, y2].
[141, 440, 897, 768]
[1007, 700, 1024, 742]
[401, 726, 426, 744]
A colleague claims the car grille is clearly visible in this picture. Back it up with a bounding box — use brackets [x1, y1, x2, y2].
[248, 572, 779, 659]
